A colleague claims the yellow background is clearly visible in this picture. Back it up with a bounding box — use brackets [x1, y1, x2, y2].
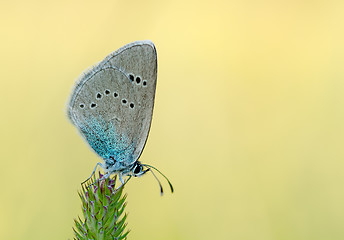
[1, 1, 344, 239]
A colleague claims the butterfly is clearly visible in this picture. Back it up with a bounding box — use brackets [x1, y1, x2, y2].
[67, 41, 173, 194]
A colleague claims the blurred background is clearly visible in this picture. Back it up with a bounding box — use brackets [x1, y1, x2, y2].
[1, 0, 344, 239]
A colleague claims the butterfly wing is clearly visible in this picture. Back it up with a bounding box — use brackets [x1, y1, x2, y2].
[68, 41, 157, 166]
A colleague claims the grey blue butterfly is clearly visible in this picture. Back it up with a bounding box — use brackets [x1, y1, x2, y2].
[67, 41, 173, 194]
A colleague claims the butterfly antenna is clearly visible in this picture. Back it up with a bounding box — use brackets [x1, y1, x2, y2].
[143, 164, 174, 193]
[146, 168, 164, 195]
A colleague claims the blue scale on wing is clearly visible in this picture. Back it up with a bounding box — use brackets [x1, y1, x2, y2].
[79, 116, 135, 164]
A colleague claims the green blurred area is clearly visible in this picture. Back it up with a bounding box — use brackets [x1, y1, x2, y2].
[1, 1, 344, 239]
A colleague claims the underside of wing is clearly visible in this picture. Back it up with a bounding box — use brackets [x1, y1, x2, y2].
[67, 41, 157, 164]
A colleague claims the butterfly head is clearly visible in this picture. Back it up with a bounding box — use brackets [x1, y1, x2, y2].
[131, 161, 148, 177]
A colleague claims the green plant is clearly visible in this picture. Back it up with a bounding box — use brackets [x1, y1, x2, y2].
[73, 173, 129, 240]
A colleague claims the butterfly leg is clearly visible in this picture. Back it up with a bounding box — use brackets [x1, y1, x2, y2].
[119, 173, 125, 185]
[115, 173, 132, 191]
[81, 162, 104, 185]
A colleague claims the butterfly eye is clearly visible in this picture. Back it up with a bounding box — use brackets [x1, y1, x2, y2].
[133, 164, 142, 175]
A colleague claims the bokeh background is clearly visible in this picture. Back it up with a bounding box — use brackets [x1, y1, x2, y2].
[1, 1, 344, 239]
